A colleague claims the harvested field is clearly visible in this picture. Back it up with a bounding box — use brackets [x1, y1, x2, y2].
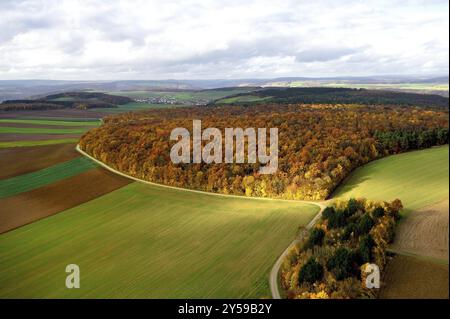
[0, 133, 80, 142]
[0, 157, 97, 198]
[0, 168, 131, 233]
[0, 143, 79, 179]
[380, 255, 449, 299]
[391, 199, 449, 260]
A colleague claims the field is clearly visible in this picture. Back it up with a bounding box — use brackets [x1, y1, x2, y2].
[0, 138, 79, 148]
[0, 168, 130, 233]
[108, 88, 254, 102]
[0, 116, 100, 148]
[0, 157, 97, 198]
[93, 102, 186, 113]
[334, 146, 449, 298]
[334, 146, 449, 213]
[379, 255, 449, 299]
[0, 119, 101, 126]
[215, 95, 271, 104]
[0, 143, 79, 179]
[0, 182, 318, 298]
[391, 199, 448, 260]
[0, 126, 89, 135]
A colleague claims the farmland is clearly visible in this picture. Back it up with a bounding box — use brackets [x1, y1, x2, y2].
[0, 157, 97, 199]
[333, 146, 449, 298]
[0, 138, 79, 148]
[0, 88, 448, 299]
[333, 146, 449, 213]
[0, 182, 318, 298]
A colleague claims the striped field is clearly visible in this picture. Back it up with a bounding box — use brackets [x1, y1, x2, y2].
[0, 157, 97, 198]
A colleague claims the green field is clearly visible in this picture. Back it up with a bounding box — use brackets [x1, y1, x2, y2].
[0, 157, 97, 198]
[0, 138, 79, 148]
[216, 95, 271, 104]
[0, 182, 318, 298]
[334, 146, 449, 213]
[0, 119, 100, 126]
[0, 126, 89, 134]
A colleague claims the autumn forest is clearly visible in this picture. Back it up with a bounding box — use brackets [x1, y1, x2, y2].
[79, 103, 449, 200]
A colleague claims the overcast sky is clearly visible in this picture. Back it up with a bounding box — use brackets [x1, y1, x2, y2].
[0, 0, 448, 80]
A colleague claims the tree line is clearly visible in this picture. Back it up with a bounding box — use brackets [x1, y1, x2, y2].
[79, 103, 449, 200]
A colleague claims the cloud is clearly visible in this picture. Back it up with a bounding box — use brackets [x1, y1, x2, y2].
[0, 0, 448, 79]
[296, 47, 360, 63]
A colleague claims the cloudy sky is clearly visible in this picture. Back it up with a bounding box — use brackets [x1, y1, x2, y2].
[0, 0, 448, 80]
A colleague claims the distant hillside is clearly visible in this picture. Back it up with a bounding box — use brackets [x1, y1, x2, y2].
[0, 92, 133, 111]
[213, 87, 449, 108]
[0, 75, 447, 101]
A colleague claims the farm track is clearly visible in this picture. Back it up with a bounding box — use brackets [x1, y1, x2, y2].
[75, 144, 327, 299]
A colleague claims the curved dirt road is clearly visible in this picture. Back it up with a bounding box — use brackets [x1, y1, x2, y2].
[269, 202, 327, 299]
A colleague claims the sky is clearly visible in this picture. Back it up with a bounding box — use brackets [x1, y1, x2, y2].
[0, 0, 448, 80]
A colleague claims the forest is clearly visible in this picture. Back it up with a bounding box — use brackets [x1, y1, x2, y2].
[79, 103, 449, 200]
[213, 87, 449, 108]
[280, 198, 402, 298]
[0, 92, 132, 111]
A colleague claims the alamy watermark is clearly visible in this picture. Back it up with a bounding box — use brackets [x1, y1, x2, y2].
[363, 263, 380, 289]
[65, 264, 80, 289]
[170, 120, 278, 174]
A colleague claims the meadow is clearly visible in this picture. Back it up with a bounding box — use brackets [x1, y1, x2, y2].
[333, 146, 449, 214]
[0, 182, 318, 298]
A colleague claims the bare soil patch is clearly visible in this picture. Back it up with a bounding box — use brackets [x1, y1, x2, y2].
[0, 168, 131, 233]
[0, 143, 79, 179]
[392, 199, 449, 260]
[380, 255, 449, 299]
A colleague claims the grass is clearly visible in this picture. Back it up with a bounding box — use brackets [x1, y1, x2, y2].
[0, 182, 318, 298]
[0, 157, 97, 198]
[0, 119, 100, 126]
[333, 146, 449, 213]
[0, 138, 79, 148]
[0, 127, 88, 134]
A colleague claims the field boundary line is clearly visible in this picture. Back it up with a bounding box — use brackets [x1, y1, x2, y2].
[76, 144, 327, 299]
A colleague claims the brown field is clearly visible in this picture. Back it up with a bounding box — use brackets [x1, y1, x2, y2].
[0, 133, 80, 142]
[0, 167, 131, 233]
[0, 122, 89, 129]
[380, 255, 449, 299]
[0, 143, 79, 179]
[0, 109, 107, 119]
[391, 199, 449, 260]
